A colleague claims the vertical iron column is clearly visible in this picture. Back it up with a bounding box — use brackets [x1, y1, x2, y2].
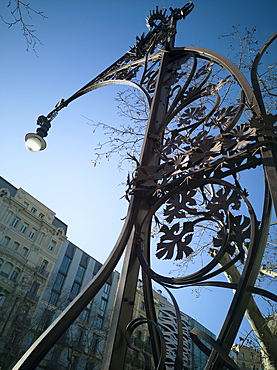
[101, 51, 172, 370]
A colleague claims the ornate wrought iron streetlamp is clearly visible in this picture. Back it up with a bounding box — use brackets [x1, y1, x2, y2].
[16, 3, 277, 369]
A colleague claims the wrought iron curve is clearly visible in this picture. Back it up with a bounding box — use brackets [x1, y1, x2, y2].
[16, 4, 277, 370]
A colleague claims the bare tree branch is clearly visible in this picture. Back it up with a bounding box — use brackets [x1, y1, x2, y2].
[0, 0, 46, 54]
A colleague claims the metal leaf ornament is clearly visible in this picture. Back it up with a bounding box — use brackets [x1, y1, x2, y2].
[156, 222, 194, 260]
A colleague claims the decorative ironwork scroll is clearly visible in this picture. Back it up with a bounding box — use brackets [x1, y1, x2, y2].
[16, 3, 277, 370]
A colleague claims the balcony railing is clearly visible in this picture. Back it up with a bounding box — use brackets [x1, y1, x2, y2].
[35, 266, 49, 278]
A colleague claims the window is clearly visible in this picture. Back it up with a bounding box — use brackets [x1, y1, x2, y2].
[80, 300, 93, 322]
[60, 256, 71, 274]
[75, 266, 85, 283]
[91, 334, 100, 352]
[20, 222, 29, 234]
[39, 260, 48, 273]
[11, 217, 20, 228]
[70, 282, 81, 300]
[30, 207, 37, 214]
[1, 262, 13, 278]
[102, 283, 110, 299]
[10, 268, 20, 282]
[95, 315, 103, 329]
[38, 213, 44, 219]
[137, 330, 142, 340]
[1, 236, 11, 246]
[53, 273, 65, 292]
[250, 354, 253, 360]
[48, 240, 57, 251]
[49, 292, 59, 305]
[99, 298, 107, 315]
[258, 356, 261, 361]
[0, 258, 3, 269]
[30, 281, 40, 294]
[241, 352, 245, 358]
[140, 301, 145, 310]
[80, 309, 89, 322]
[23, 202, 29, 208]
[241, 363, 245, 369]
[251, 365, 254, 370]
[21, 247, 29, 257]
[76, 329, 85, 347]
[11, 241, 20, 251]
[28, 228, 37, 238]
[49, 347, 61, 367]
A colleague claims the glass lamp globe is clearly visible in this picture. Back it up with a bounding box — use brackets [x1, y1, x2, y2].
[25, 133, 46, 152]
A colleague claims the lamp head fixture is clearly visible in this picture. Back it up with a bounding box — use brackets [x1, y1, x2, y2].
[25, 116, 51, 152]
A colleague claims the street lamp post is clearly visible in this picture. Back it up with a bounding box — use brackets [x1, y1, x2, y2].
[15, 3, 277, 370]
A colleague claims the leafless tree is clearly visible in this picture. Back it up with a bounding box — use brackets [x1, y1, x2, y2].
[0, 0, 46, 54]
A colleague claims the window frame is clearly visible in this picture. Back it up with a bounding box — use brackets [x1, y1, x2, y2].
[20, 247, 29, 257]
[11, 241, 20, 251]
[48, 240, 57, 251]
[59, 255, 71, 274]
[75, 265, 85, 283]
[1, 236, 11, 247]
[1, 262, 13, 278]
[11, 217, 20, 228]
[10, 268, 20, 282]
[69, 282, 81, 300]
[20, 222, 29, 234]
[28, 228, 37, 239]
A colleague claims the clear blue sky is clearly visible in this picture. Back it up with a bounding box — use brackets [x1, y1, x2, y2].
[1, 0, 276, 340]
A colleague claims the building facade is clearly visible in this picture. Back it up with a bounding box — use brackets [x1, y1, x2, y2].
[0, 176, 218, 370]
[0, 177, 67, 369]
[154, 289, 191, 370]
[0, 177, 119, 370]
[232, 344, 263, 370]
[30, 240, 120, 370]
[125, 282, 214, 370]
[188, 316, 217, 370]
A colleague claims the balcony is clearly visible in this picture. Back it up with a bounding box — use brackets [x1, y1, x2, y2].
[26, 291, 40, 303]
[35, 266, 49, 278]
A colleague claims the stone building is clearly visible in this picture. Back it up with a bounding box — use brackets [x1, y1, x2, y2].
[232, 344, 263, 370]
[0, 177, 120, 370]
[125, 282, 214, 370]
[0, 176, 67, 369]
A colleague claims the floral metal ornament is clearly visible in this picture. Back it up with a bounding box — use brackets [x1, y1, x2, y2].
[19, 3, 277, 370]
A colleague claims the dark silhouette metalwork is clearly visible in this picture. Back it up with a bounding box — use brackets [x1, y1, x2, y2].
[18, 3, 277, 369]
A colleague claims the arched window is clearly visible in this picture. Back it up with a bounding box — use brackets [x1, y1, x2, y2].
[1, 262, 13, 278]
[39, 260, 48, 274]
[21, 247, 29, 257]
[10, 268, 20, 282]
[241, 363, 245, 369]
[11, 241, 20, 251]
[1, 236, 11, 247]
